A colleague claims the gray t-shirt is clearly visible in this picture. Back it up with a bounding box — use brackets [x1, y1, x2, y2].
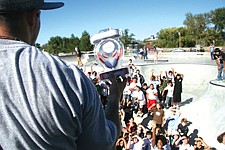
[0, 40, 116, 150]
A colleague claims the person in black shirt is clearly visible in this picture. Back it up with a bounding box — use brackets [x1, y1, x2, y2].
[213, 48, 225, 81]
[177, 118, 189, 136]
[75, 47, 83, 67]
[173, 72, 184, 108]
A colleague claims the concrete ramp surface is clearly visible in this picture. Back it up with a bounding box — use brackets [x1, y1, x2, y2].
[187, 81, 225, 147]
[140, 64, 224, 148]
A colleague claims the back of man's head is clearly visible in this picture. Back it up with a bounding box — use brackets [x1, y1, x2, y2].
[214, 48, 221, 53]
[0, 0, 64, 44]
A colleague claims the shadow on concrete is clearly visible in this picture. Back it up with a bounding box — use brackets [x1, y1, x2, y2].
[144, 59, 169, 62]
[189, 129, 199, 146]
[180, 98, 193, 107]
[210, 80, 225, 87]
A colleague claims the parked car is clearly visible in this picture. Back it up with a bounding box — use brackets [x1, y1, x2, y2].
[190, 47, 197, 52]
[221, 47, 225, 52]
[171, 48, 186, 52]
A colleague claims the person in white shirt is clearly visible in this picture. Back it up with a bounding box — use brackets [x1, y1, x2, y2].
[129, 77, 138, 104]
[162, 80, 174, 108]
[123, 80, 132, 103]
[146, 83, 158, 111]
[127, 59, 137, 77]
[135, 84, 146, 116]
[178, 135, 194, 150]
[127, 134, 144, 150]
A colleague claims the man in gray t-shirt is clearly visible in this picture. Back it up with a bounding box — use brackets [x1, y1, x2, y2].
[0, 1, 126, 150]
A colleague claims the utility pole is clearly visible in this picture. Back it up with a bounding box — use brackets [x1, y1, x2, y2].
[178, 32, 181, 48]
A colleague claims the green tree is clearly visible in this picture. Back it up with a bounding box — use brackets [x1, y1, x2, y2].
[120, 29, 135, 48]
[183, 12, 211, 45]
[211, 7, 225, 45]
[61, 37, 70, 53]
[42, 43, 54, 54]
[47, 36, 63, 54]
[69, 34, 80, 54]
[79, 30, 93, 52]
[157, 27, 180, 48]
[155, 27, 195, 48]
[211, 7, 225, 32]
[182, 28, 196, 47]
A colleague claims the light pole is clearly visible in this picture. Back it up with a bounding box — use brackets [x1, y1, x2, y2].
[178, 32, 181, 48]
[222, 29, 225, 43]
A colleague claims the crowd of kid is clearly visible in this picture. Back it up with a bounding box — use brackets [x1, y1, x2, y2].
[83, 59, 223, 150]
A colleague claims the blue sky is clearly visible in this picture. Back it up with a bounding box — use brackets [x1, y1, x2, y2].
[37, 0, 225, 45]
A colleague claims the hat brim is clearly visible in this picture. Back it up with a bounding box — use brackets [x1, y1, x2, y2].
[40, 2, 64, 10]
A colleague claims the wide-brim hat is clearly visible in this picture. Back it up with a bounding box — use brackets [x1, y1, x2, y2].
[0, 0, 64, 13]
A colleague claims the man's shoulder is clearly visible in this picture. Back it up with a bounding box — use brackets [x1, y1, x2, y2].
[21, 46, 88, 84]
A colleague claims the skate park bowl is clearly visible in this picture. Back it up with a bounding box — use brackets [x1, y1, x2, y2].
[139, 63, 224, 148]
[60, 52, 225, 148]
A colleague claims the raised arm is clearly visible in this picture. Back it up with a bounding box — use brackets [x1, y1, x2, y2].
[138, 124, 147, 135]
[116, 137, 127, 148]
[133, 135, 144, 145]
[223, 60, 225, 72]
[195, 137, 209, 150]
[172, 68, 184, 78]
[151, 121, 157, 148]
[126, 133, 133, 149]
[215, 57, 220, 70]
[150, 69, 154, 78]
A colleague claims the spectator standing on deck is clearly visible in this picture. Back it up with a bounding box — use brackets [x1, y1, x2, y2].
[209, 43, 215, 60]
[213, 48, 225, 81]
[153, 45, 159, 64]
[75, 47, 83, 67]
[143, 46, 148, 60]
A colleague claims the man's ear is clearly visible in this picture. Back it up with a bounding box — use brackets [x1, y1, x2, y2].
[27, 9, 40, 28]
